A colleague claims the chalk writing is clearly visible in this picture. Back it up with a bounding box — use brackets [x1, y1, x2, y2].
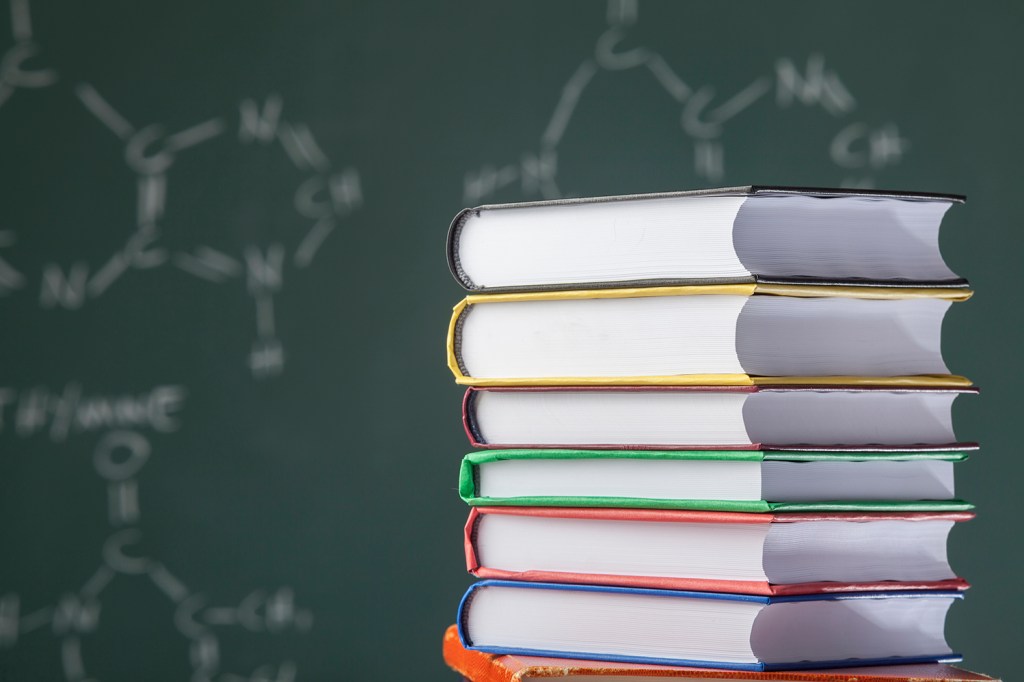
[463, 0, 910, 203]
[1, 2, 363, 378]
[0, 384, 185, 441]
[0, 418, 312, 682]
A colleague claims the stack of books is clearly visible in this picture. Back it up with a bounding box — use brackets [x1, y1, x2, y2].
[441, 187, 998, 682]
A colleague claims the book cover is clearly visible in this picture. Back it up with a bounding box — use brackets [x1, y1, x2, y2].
[459, 449, 974, 513]
[446, 285, 972, 388]
[464, 506, 972, 595]
[448, 186, 966, 292]
[457, 581, 963, 671]
[462, 385, 980, 451]
[442, 625, 998, 681]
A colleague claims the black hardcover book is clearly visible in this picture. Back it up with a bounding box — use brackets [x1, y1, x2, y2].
[447, 186, 969, 293]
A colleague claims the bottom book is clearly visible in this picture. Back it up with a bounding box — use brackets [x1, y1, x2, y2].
[442, 625, 999, 682]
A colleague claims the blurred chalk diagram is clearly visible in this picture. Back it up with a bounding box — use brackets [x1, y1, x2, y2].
[0, 385, 314, 682]
[2, 0, 330, 679]
[0, 0, 363, 380]
[463, 0, 911, 204]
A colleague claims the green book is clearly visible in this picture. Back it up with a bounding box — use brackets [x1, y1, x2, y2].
[459, 449, 972, 512]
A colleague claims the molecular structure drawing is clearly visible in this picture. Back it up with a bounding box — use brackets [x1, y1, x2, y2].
[0, 385, 313, 682]
[0, 0, 363, 379]
[3, 0, 328, 676]
[463, 0, 910, 204]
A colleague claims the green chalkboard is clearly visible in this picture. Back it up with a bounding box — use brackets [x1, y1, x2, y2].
[0, 1, 1020, 680]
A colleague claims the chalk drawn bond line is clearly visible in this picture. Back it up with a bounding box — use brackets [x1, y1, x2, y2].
[607, 0, 638, 27]
[174, 252, 233, 283]
[278, 120, 331, 173]
[107, 479, 140, 525]
[293, 217, 335, 268]
[0, 253, 25, 291]
[710, 76, 772, 124]
[194, 246, 241, 276]
[80, 566, 115, 599]
[86, 252, 129, 298]
[148, 563, 190, 603]
[75, 82, 135, 140]
[644, 54, 690, 102]
[165, 117, 226, 152]
[254, 292, 276, 339]
[60, 635, 85, 681]
[541, 60, 598, 149]
[191, 634, 220, 678]
[137, 174, 167, 227]
[203, 608, 238, 626]
[19, 607, 52, 634]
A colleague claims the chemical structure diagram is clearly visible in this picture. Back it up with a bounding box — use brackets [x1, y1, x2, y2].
[462, 0, 911, 204]
[0, 384, 313, 682]
[0, 0, 363, 380]
[3, 0, 324, 678]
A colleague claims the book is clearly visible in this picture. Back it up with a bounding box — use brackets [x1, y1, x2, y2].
[464, 507, 971, 595]
[457, 580, 963, 671]
[458, 449, 973, 512]
[462, 386, 978, 450]
[441, 624, 1000, 681]
[447, 186, 968, 293]
[446, 285, 971, 387]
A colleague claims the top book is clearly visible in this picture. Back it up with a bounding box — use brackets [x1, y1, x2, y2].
[447, 186, 968, 292]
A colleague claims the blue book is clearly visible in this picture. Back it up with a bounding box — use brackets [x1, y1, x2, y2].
[457, 580, 962, 672]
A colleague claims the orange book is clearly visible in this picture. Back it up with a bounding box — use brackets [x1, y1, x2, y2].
[442, 625, 999, 682]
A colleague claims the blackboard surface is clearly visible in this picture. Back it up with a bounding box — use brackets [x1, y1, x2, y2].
[0, 2, 1020, 680]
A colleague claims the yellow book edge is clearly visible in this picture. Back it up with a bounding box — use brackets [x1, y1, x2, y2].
[461, 283, 973, 305]
[445, 285, 974, 388]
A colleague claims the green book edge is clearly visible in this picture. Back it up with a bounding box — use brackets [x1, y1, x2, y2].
[458, 449, 973, 512]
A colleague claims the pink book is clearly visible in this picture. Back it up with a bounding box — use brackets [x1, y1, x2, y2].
[465, 506, 972, 596]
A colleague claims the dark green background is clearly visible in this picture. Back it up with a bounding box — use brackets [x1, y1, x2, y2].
[0, 2, 1019, 680]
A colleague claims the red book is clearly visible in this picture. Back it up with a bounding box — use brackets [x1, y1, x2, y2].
[465, 506, 971, 596]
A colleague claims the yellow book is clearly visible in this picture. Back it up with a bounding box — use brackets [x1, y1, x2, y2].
[446, 284, 972, 387]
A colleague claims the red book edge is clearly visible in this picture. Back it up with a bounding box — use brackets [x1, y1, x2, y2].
[464, 507, 973, 596]
[442, 624, 998, 681]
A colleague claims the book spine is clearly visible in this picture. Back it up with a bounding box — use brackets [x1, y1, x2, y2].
[447, 207, 477, 290]
[443, 624, 519, 682]
[463, 388, 485, 447]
